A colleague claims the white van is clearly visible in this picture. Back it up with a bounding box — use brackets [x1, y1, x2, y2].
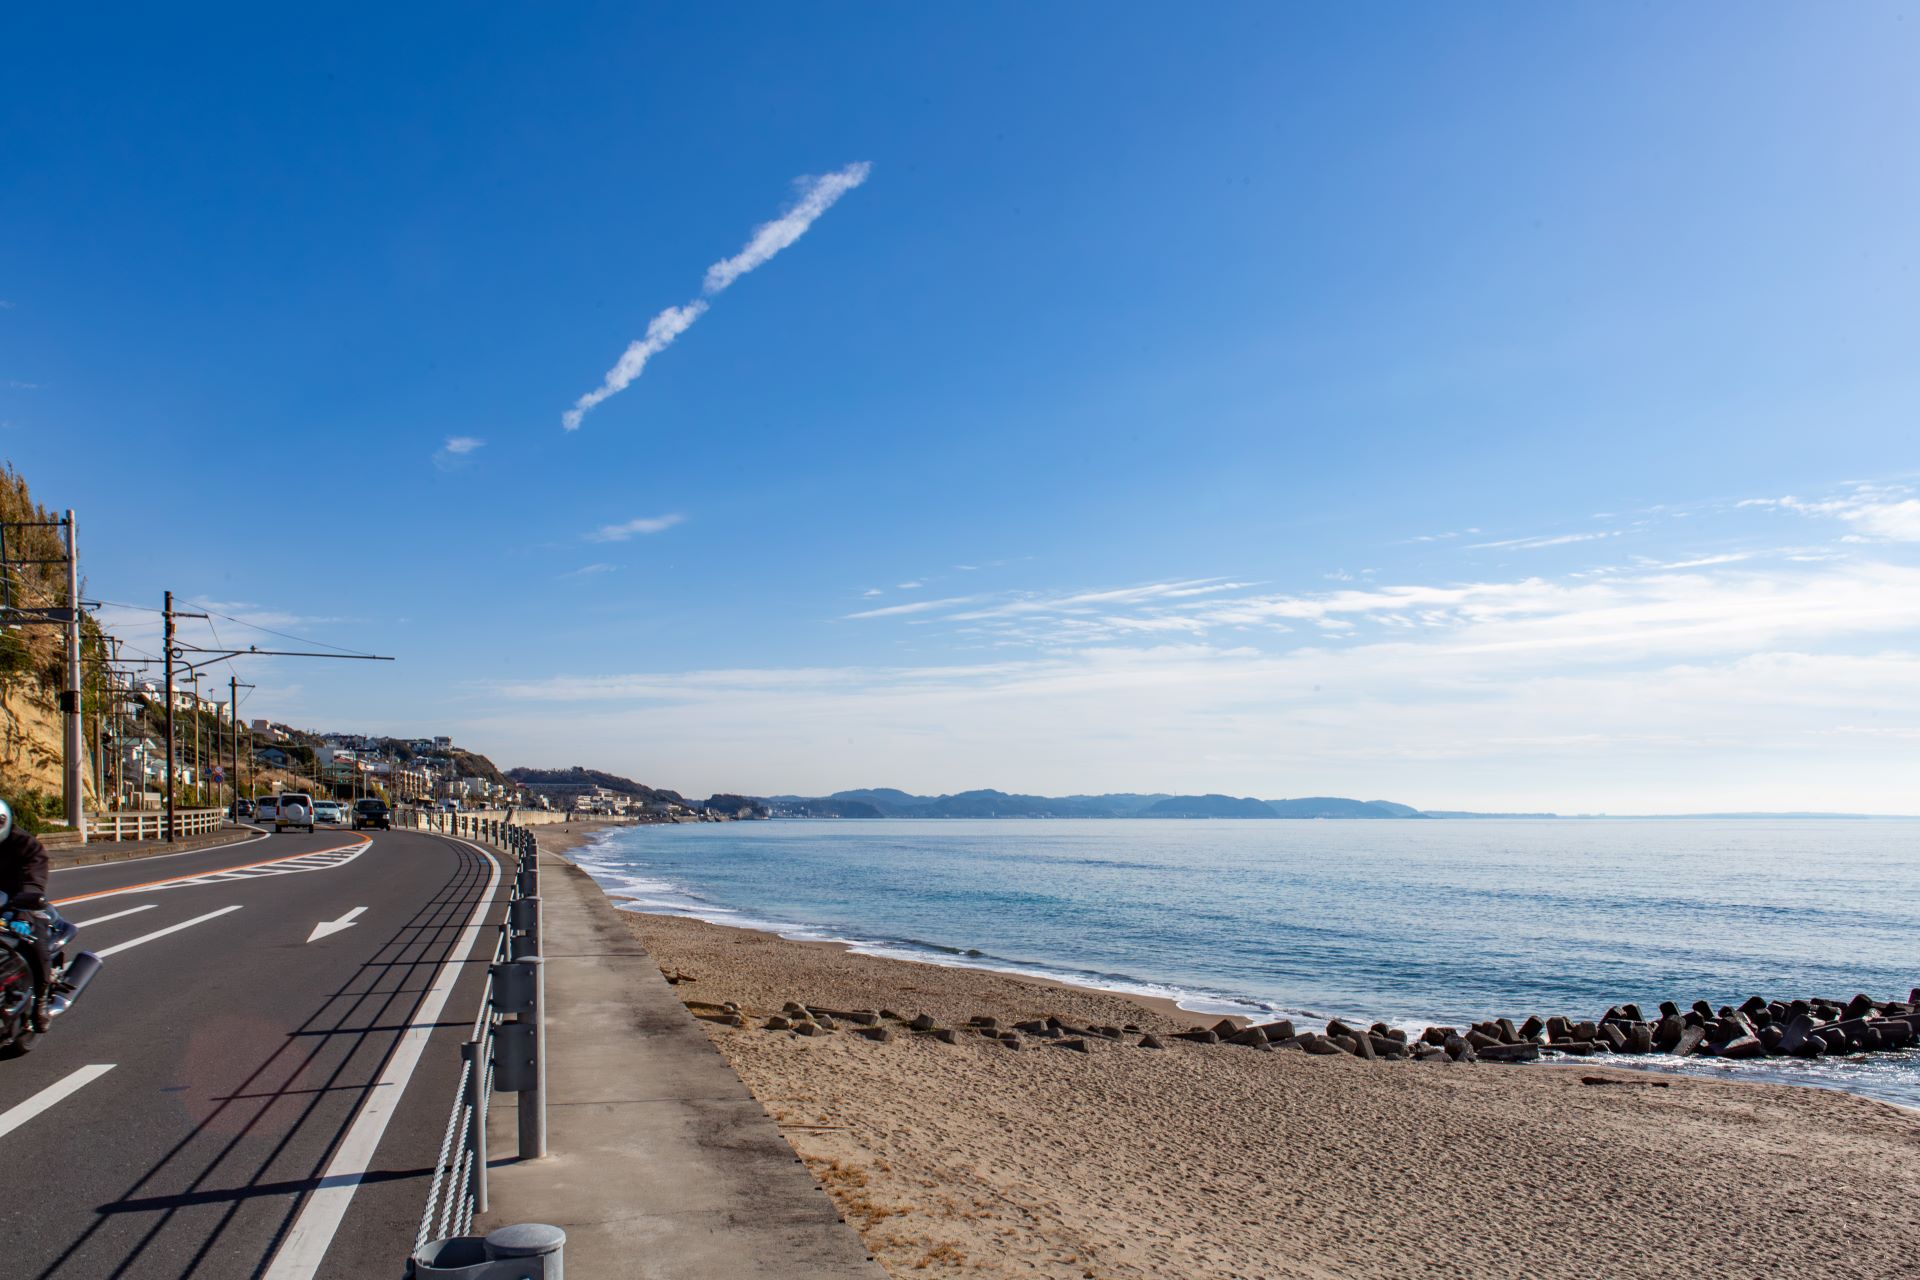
[254, 796, 280, 824]
[276, 792, 316, 833]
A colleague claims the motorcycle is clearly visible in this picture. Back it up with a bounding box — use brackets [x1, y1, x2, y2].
[0, 891, 102, 1057]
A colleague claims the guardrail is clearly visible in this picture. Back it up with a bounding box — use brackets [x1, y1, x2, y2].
[408, 821, 563, 1279]
[83, 808, 226, 842]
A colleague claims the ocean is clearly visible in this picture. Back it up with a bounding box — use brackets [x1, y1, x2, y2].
[570, 817, 1920, 1108]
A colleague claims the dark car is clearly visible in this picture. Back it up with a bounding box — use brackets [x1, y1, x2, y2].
[352, 798, 392, 830]
[231, 798, 254, 820]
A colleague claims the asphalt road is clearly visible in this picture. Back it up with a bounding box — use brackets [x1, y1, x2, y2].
[0, 826, 506, 1279]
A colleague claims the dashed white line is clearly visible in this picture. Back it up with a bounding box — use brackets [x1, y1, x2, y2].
[66, 903, 158, 928]
[94, 906, 243, 958]
[0, 1064, 115, 1139]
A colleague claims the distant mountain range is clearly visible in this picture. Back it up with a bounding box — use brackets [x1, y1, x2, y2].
[765, 788, 1456, 820]
[754, 790, 1918, 820]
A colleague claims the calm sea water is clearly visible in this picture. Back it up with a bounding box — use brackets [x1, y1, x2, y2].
[572, 818, 1920, 1108]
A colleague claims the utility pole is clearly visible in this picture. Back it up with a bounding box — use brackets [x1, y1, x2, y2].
[230, 675, 242, 814]
[160, 592, 208, 840]
[107, 636, 121, 810]
[61, 511, 85, 841]
[190, 671, 201, 808]
[164, 591, 174, 840]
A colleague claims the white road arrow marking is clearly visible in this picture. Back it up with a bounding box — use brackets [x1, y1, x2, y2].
[305, 907, 367, 943]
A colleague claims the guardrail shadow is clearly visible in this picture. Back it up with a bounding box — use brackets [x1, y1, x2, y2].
[34, 837, 502, 1280]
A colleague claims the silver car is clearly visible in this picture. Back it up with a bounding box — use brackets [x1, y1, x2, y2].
[276, 791, 316, 833]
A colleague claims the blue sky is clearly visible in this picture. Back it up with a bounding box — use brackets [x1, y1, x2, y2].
[6, 6, 1920, 809]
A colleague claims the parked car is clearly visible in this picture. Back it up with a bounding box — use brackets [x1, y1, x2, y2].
[276, 792, 316, 833]
[313, 800, 346, 825]
[253, 796, 279, 824]
[353, 798, 392, 830]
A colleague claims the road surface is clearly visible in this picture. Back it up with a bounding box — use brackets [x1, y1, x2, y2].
[0, 826, 505, 1279]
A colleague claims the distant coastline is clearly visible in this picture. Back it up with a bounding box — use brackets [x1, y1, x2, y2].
[757, 787, 1916, 821]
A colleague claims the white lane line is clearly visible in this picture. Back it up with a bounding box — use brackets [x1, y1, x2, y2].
[262, 838, 501, 1280]
[66, 903, 158, 928]
[94, 906, 243, 958]
[0, 1064, 115, 1140]
[305, 907, 367, 943]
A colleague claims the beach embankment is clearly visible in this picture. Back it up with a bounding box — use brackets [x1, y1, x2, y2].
[604, 901, 1920, 1280]
[474, 820, 881, 1278]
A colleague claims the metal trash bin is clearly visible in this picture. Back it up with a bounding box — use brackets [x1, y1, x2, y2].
[408, 1223, 565, 1279]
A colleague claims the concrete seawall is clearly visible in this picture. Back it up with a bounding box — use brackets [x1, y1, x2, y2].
[478, 845, 883, 1278]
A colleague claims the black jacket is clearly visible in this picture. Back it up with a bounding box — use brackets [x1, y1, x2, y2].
[0, 829, 50, 905]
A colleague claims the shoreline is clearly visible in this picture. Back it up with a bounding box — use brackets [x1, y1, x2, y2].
[609, 898, 1920, 1109]
[590, 888, 1920, 1278]
[561, 823, 1282, 1021]
[558, 824, 1920, 1107]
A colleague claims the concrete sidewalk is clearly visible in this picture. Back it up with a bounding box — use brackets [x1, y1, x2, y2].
[478, 853, 883, 1278]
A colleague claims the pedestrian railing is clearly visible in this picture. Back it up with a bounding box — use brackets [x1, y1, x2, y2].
[84, 808, 226, 841]
[408, 821, 563, 1279]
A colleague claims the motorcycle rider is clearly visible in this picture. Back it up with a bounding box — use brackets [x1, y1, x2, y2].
[0, 800, 57, 1024]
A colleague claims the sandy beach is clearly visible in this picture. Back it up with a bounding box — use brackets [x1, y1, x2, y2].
[605, 903, 1920, 1280]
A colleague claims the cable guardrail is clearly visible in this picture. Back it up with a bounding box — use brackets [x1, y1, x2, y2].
[407, 820, 564, 1279]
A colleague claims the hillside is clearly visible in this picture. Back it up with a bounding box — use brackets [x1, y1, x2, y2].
[1265, 797, 1426, 819]
[774, 788, 1451, 819]
[1140, 794, 1276, 818]
[0, 463, 104, 829]
[507, 765, 687, 805]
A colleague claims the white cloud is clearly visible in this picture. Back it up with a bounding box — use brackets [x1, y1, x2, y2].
[703, 162, 872, 294]
[845, 595, 985, 620]
[559, 563, 618, 579]
[1469, 530, 1616, 550]
[483, 638, 1920, 812]
[562, 302, 709, 431]
[433, 435, 485, 469]
[585, 513, 684, 543]
[897, 580, 923, 590]
[560, 162, 871, 432]
[1742, 486, 1920, 543]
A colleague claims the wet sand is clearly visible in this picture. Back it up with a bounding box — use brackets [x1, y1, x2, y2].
[614, 906, 1920, 1280]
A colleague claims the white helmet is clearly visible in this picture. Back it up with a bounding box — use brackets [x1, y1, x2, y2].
[0, 799, 11, 844]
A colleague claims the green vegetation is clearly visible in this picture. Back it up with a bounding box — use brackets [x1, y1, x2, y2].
[0, 786, 59, 835]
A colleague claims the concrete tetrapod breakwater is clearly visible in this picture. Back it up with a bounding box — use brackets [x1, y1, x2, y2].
[709, 988, 1920, 1070]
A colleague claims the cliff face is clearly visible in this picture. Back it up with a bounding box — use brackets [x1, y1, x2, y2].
[0, 463, 99, 825]
[0, 670, 96, 816]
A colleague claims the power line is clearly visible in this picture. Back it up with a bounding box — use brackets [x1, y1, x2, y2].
[184, 602, 380, 658]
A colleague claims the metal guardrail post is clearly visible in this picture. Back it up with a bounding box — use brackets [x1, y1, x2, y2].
[489, 956, 547, 1160]
[461, 1039, 489, 1215]
[509, 896, 541, 960]
[520, 955, 546, 1159]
